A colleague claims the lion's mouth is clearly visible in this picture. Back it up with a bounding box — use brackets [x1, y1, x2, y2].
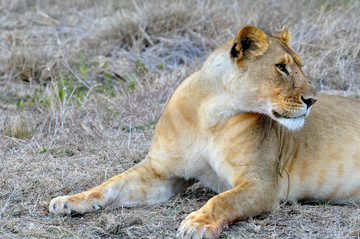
[272, 110, 306, 119]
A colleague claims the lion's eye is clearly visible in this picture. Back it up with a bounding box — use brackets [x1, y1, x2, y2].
[276, 64, 289, 76]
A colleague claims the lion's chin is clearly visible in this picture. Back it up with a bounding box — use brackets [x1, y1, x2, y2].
[275, 117, 305, 131]
[270, 109, 309, 131]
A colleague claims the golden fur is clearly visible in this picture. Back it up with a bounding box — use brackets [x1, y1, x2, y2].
[49, 26, 360, 238]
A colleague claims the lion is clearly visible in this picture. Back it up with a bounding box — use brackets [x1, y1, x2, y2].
[49, 25, 360, 238]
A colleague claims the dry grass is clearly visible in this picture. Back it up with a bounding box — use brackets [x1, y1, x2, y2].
[1, 0, 360, 238]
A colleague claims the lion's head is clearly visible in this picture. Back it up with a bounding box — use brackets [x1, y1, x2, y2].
[202, 25, 316, 130]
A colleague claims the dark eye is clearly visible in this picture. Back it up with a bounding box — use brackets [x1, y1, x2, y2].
[276, 64, 289, 76]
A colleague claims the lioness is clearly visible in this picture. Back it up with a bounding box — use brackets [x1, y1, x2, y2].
[49, 25, 360, 238]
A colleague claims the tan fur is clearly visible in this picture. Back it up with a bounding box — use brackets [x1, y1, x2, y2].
[272, 25, 291, 43]
[49, 26, 360, 238]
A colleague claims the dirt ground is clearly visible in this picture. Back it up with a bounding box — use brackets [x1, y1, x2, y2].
[1, 0, 360, 238]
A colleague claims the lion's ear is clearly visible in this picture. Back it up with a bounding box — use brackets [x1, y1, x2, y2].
[273, 25, 291, 43]
[231, 26, 269, 62]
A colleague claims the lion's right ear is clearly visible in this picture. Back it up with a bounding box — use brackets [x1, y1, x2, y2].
[231, 26, 269, 63]
[273, 25, 291, 43]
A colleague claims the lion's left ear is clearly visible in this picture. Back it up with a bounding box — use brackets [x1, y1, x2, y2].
[231, 25, 270, 62]
[273, 25, 291, 43]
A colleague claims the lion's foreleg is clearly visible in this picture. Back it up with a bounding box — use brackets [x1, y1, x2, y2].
[49, 158, 190, 215]
[177, 176, 279, 238]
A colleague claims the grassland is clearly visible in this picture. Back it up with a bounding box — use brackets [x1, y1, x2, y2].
[1, 0, 360, 238]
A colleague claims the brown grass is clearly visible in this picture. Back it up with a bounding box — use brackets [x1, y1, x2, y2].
[1, 0, 360, 238]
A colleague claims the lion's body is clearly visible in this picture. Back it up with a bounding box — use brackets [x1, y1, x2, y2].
[278, 94, 360, 203]
[49, 26, 360, 238]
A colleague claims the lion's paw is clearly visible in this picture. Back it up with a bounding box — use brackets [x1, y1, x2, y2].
[176, 211, 220, 239]
[49, 195, 101, 216]
[50, 196, 75, 215]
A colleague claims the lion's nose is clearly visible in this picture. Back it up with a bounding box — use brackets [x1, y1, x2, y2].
[301, 96, 317, 108]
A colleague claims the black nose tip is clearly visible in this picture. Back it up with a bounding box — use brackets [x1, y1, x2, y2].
[301, 96, 317, 108]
